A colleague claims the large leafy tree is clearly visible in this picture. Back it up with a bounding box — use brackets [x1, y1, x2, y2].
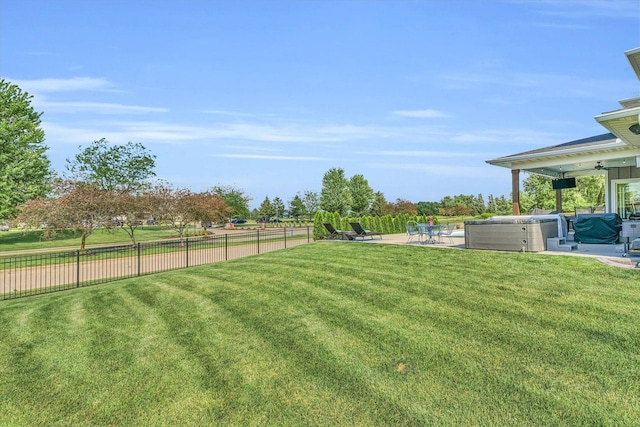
[16, 179, 115, 250]
[416, 200, 440, 216]
[211, 185, 251, 219]
[520, 174, 605, 213]
[66, 138, 156, 192]
[147, 183, 229, 239]
[349, 174, 374, 216]
[385, 198, 417, 215]
[370, 191, 388, 217]
[320, 167, 352, 215]
[110, 190, 153, 245]
[0, 79, 52, 219]
[520, 174, 556, 213]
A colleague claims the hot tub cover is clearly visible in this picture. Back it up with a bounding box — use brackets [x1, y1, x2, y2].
[573, 213, 622, 244]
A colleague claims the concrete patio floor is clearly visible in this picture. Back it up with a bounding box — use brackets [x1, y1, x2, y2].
[352, 231, 640, 269]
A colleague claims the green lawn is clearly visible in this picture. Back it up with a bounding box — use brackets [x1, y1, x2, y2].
[1, 243, 638, 425]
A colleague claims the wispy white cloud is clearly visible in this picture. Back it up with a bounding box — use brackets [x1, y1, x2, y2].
[216, 154, 327, 161]
[521, 0, 640, 19]
[8, 77, 168, 115]
[362, 150, 478, 158]
[451, 128, 561, 146]
[42, 120, 392, 145]
[38, 101, 168, 114]
[10, 77, 113, 93]
[391, 109, 453, 119]
[440, 70, 632, 101]
[368, 162, 506, 179]
[221, 144, 282, 152]
[202, 109, 256, 117]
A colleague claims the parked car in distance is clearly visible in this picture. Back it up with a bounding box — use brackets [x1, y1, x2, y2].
[230, 218, 246, 224]
[0, 223, 9, 231]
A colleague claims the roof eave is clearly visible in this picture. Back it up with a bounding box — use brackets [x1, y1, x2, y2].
[594, 106, 640, 147]
[486, 139, 624, 168]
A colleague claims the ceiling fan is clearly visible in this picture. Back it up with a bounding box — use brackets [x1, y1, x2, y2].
[594, 161, 608, 171]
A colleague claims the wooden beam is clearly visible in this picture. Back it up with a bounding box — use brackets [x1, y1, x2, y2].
[555, 189, 563, 213]
[512, 169, 520, 215]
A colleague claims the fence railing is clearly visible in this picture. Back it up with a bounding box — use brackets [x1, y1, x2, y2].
[1, 227, 312, 300]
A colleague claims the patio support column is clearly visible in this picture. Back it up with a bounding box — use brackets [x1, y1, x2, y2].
[511, 169, 521, 215]
[555, 189, 563, 213]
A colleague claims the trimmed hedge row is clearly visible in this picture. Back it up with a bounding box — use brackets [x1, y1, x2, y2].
[313, 211, 438, 240]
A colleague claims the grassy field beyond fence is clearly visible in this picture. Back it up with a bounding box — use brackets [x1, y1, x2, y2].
[0, 243, 638, 425]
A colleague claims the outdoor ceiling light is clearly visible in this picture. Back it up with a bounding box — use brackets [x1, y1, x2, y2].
[630, 123, 640, 135]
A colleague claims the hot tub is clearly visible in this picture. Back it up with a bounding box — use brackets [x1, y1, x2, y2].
[464, 216, 560, 252]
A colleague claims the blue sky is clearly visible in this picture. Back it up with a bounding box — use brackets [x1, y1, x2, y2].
[2, 0, 640, 209]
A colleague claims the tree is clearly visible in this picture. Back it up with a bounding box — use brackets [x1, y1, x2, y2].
[16, 180, 114, 250]
[416, 201, 440, 216]
[521, 174, 606, 214]
[212, 185, 251, 219]
[188, 190, 230, 233]
[272, 196, 285, 220]
[288, 194, 305, 220]
[320, 167, 352, 215]
[302, 191, 320, 221]
[0, 79, 52, 219]
[471, 194, 486, 216]
[370, 192, 388, 217]
[349, 174, 375, 216]
[147, 185, 230, 239]
[147, 183, 194, 240]
[110, 190, 153, 245]
[66, 138, 156, 192]
[258, 196, 275, 219]
[520, 174, 555, 213]
[494, 195, 512, 215]
[386, 198, 417, 216]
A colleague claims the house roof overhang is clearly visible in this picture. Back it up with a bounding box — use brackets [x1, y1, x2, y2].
[594, 106, 640, 147]
[486, 133, 640, 178]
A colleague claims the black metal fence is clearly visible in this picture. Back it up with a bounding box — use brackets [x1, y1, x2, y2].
[1, 227, 312, 300]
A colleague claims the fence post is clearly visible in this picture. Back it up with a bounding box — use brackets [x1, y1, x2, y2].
[185, 237, 189, 268]
[137, 242, 141, 276]
[76, 250, 80, 288]
[284, 226, 287, 248]
[225, 234, 228, 261]
[257, 230, 260, 254]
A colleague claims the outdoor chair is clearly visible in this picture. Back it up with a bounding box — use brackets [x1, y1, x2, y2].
[405, 220, 421, 243]
[323, 223, 343, 239]
[349, 222, 383, 240]
[438, 224, 456, 244]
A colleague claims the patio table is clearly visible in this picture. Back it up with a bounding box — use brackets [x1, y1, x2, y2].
[417, 224, 441, 244]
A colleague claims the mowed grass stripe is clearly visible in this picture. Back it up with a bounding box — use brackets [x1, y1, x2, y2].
[0, 243, 638, 425]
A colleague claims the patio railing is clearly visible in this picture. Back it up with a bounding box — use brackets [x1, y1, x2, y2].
[1, 227, 312, 300]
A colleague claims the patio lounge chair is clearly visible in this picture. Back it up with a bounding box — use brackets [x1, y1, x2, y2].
[324, 222, 357, 240]
[349, 222, 383, 240]
[323, 223, 344, 239]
